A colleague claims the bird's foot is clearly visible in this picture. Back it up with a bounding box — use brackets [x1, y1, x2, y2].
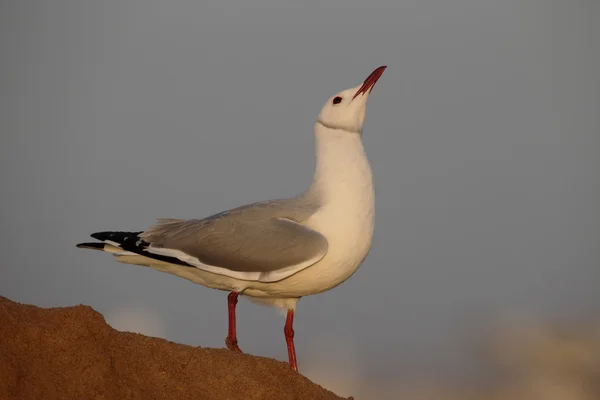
[225, 336, 243, 353]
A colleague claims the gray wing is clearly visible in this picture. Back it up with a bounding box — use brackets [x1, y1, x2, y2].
[140, 203, 327, 282]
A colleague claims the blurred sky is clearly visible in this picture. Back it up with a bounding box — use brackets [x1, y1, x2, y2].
[1, 0, 599, 392]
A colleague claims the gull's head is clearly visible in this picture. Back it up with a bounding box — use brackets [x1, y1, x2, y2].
[317, 66, 386, 134]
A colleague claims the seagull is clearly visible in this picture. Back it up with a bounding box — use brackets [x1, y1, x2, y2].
[77, 65, 386, 372]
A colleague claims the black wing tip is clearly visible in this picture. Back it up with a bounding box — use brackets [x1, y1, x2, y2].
[90, 231, 144, 242]
[76, 242, 106, 250]
[79, 232, 194, 269]
[90, 231, 112, 241]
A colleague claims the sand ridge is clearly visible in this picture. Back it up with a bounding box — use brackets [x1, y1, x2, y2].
[0, 296, 350, 400]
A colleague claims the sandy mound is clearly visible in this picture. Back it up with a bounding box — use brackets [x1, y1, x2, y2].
[0, 296, 349, 400]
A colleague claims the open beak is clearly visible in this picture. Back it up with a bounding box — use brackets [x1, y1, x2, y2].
[352, 66, 387, 100]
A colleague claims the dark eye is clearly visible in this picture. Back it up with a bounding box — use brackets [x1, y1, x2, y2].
[332, 96, 343, 105]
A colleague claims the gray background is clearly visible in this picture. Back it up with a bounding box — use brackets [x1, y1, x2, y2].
[1, 0, 599, 396]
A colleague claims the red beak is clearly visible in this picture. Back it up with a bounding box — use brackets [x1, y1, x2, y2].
[352, 65, 387, 100]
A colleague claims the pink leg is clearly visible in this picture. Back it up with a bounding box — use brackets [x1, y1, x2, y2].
[284, 309, 298, 372]
[225, 292, 243, 353]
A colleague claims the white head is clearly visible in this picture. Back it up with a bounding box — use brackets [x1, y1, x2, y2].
[317, 66, 386, 134]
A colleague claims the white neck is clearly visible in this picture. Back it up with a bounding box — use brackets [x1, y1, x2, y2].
[290, 122, 375, 295]
[306, 122, 374, 206]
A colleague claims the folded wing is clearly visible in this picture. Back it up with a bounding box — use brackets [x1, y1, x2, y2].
[140, 216, 328, 283]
